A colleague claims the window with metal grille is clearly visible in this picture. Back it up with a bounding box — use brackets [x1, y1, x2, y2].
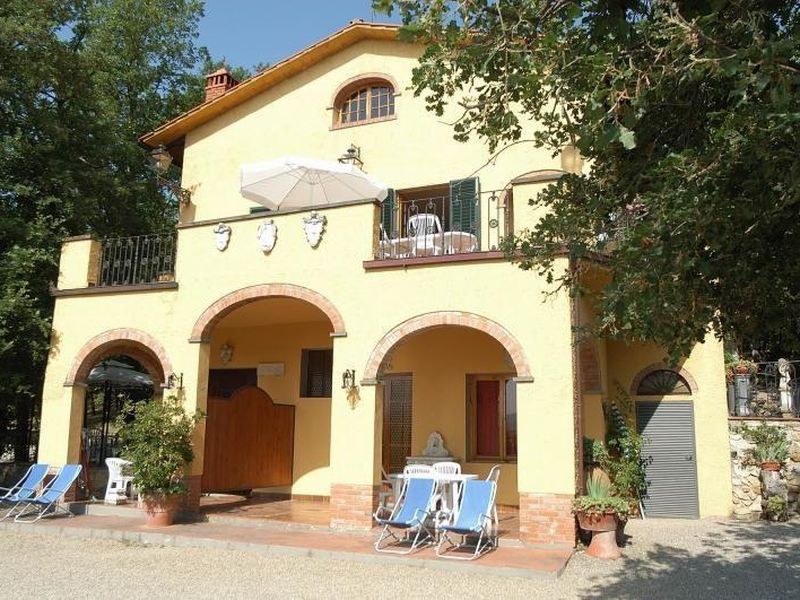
[300, 349, 333, 398]
[637, 370, 692, 395]
[335, 81, 395, 127]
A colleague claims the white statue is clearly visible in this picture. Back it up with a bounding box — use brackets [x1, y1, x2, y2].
[256, 219, 278, 253]
[778, 358, 793, 413]
[422, 431, 450, 457]
[219, 343, 234, 365]
[302, 212, 326, 248]
[213, 223, 232, 251]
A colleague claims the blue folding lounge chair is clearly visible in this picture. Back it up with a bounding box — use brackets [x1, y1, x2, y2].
[435, 479, 497, 560]
[0, 463, 50, 521]
[12, 464, 82, 523]
[374, 477, 437, 554]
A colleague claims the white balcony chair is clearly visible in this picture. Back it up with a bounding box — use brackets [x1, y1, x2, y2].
[104, 458, 134, 505]
[407, 213, 443, 256]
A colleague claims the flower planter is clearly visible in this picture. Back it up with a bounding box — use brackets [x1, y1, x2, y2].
[576, 511, 621, 559]
[760, 461, 782, 472]
[142, 493, 183, 527]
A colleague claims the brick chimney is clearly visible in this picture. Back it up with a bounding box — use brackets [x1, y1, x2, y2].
[204, 68, 239, 102]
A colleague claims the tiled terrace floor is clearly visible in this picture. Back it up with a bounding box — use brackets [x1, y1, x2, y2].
[198, 493, 521, 539]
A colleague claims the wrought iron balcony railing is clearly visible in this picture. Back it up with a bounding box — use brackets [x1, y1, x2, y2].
[376, 189, 510, 260]
[97, 233, 177, 287]
[728, 359, 800, 418]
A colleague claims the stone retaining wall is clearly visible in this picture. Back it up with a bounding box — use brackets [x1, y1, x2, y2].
[729, 419, 800, 520]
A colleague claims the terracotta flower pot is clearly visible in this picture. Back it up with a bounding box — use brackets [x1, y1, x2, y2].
[142, 493, 183, 527]
[760, 461, 782, 472]
[577, 511, 621, 560]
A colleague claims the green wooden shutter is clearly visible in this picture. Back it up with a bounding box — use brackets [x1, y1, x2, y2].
[381, 188, 396, 238]
[449, 177, 480, 242]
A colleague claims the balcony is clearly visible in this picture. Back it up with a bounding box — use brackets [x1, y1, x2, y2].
[96, 233, 177, 287]
[375, 188, 511, 261]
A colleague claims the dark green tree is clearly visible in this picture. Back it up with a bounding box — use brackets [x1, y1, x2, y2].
[0, 0, 206, 460]
[375, 0, 800, 359]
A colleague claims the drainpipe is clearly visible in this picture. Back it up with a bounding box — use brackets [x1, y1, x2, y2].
[570, 257, 585, 495]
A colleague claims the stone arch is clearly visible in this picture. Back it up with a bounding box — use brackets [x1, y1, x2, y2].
[189, 283, 346, 343]
[363, 311, 532, 382]
[630, 362, 698, 396]
[329, 72, 400, 108]
[65, 328, 173, 387]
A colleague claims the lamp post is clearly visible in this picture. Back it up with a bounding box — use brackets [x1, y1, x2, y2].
[149, 145, 192, 206]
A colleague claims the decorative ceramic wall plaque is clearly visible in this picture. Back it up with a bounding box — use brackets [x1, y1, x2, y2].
[213, 223, 232, 251]
[256, 219, 278, 253]
[302, 212, 326, 248]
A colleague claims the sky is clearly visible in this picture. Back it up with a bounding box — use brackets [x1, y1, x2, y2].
[197, 1, 401, 72]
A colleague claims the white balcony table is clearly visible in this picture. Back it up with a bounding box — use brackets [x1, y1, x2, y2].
[378, 231, 478, 258]
[388, 472, 479, 516]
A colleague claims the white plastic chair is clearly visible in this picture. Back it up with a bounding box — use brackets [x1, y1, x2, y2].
[407, 214, 443, 256]
[432, 462, 461, 476]
[403, 463, 433, 476]
[104, 458, 134, 504]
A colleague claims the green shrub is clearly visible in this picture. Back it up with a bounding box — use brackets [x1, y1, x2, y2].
[116, 396, 204, 496]
[764, 496, 788, 522]
[742, 423, 789, 464]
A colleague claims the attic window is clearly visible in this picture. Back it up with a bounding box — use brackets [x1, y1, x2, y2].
[334, 79, 395, 128]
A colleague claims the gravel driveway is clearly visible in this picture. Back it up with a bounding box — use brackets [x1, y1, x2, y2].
[2, 518, 798, 599]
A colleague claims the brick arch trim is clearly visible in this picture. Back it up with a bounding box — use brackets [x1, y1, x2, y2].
[630, 362, 698, 396]
[65, 328, 173, 387]
[363, 311, 532, 382]
[189, 283, 346, 343]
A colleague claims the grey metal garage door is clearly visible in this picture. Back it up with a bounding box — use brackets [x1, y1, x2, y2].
[636, 401, 699, 518]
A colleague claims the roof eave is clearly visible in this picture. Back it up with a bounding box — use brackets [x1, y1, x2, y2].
[139, 22, 402, 149]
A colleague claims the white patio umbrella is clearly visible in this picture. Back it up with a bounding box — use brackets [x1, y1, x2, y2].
[240, 155, 389, 210]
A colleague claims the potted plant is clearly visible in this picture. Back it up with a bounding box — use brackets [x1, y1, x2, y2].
[573, 474, 631, 560]
[764, 496, 788, 522]
[742, 423, 789, 471]
[116, 395, 203, 527]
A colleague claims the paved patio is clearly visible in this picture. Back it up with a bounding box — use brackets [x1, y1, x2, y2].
[1, 517, 798, 598]
[197, 493, 521, 538]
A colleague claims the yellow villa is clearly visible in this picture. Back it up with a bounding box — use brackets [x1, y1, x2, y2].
[37, 22, 732, 546]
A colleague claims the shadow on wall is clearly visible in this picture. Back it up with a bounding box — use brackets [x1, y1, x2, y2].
[578, 521, 800, 599]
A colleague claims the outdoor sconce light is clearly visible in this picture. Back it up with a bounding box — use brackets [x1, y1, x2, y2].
[341, 369, 356, 390]
[220, 343, 234, 365]
[149, 144, 192, 206]
[337, 144, 363, 169]
[164, 372, 184, 390]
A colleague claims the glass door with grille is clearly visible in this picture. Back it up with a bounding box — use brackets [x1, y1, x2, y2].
[382, 376, 412, 474]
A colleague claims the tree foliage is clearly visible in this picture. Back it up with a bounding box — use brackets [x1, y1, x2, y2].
[375, 0, 800, 359]
[0, 0, 206, 458]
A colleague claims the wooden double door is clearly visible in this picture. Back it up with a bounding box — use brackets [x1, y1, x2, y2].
[201, 385, 294, 493]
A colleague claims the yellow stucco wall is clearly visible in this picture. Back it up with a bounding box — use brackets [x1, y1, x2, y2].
[605, 336, 732, 517]
[37, 35, 727, 519]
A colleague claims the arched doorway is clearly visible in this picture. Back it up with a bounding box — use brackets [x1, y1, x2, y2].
[365, 313, 530, 512]
[194, 289, 342, 500]
[65, 328, 172, 499]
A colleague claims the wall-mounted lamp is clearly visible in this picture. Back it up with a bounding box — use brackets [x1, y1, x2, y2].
[341, 369, 356, 390]
[220, 343, 234, 365]
[149, 144, 192, 205]
[337, 144, 363, 169]
[163, 372, 184, 390]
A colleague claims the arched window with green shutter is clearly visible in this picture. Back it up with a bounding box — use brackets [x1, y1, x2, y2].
[449, 177, 480, 245]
